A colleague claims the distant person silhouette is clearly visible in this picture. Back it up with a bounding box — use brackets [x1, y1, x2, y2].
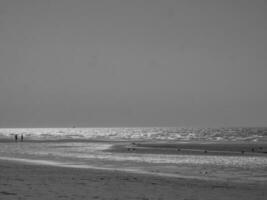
[20, 134, 24, 142]
[14, 134, 18, 142]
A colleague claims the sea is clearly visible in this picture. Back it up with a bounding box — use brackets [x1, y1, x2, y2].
[0, 127, 267, 183]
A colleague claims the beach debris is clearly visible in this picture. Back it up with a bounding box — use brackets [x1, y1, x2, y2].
[200, 170, 208, 175]
[127, 147, 136, 151]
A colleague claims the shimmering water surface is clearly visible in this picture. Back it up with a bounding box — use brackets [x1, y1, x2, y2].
[1, 127, 267, 141]
[0, 127, 267, 183]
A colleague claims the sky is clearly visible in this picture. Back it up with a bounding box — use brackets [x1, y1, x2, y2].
[0, 0, 266, 128]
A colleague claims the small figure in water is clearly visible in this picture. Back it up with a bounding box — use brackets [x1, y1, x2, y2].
[20, 134, 24, 142]
[14, 134, 18, 142]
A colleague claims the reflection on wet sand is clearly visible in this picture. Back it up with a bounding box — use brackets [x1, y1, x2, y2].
[0, 141, 266, 184]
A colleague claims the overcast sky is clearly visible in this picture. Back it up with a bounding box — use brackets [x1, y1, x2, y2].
[0, 0, 266, 128]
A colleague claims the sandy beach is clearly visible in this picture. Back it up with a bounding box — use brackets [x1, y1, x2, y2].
[0, 128, 267, 200]
[0, 159, 266, 200]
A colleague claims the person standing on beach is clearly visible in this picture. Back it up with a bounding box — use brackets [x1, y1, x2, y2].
[20, 134, 24, 142]
[14, 134, 18, 142]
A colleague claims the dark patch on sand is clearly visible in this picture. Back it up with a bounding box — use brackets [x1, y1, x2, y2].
[0, 191, 17, 195]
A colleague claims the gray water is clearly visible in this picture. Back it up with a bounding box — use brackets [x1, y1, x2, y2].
[1, 127, 267, 142]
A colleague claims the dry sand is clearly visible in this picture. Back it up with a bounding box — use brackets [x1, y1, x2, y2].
[0, 160, 266, 200]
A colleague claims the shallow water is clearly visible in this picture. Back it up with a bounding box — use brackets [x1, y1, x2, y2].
[1, 127, 267, 183]
[0, 141, 267, 183]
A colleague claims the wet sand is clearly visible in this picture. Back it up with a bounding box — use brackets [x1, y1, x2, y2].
[107, 141, 267, 156]
[0, 159, 266, 200]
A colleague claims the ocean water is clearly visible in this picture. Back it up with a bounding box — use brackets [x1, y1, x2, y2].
[0, 127, 267, 183]
[0, 127, 267, 141]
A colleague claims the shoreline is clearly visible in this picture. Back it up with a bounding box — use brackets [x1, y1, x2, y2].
[1, 139, 267, 155]
[1, 139, 267, 199]
[1, 140, 267, 184]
